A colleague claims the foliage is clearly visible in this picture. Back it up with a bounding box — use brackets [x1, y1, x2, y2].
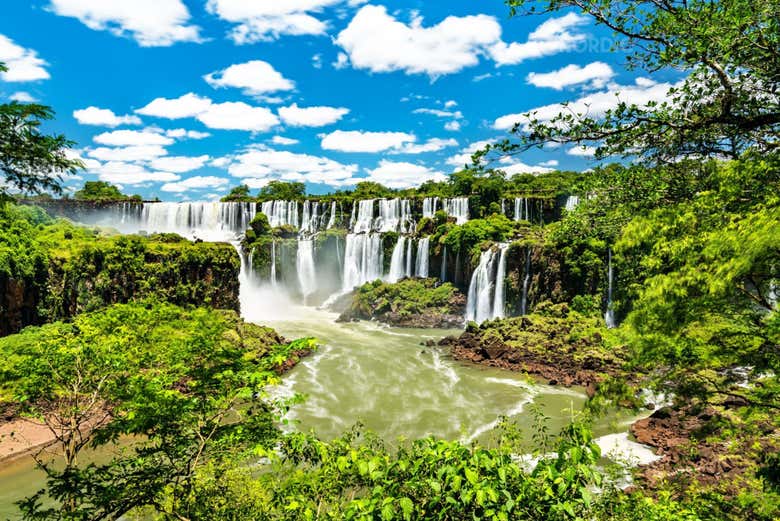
[438, 214, 518, 257]
[342, 278, 465, 323]
[74, 181, 139, 202]
[258, 181, 306, 201]
[483, 0, 780, 165]
[222, 184, 254, 202]
[249, 212, 271, 236]
[352, 181, 395, 200]
[0, 63, 82, 200]
[0, 301, 315, 520]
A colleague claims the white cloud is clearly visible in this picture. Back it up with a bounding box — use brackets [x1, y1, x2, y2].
[391, 137, 458, 155]
[161, 175, 228, 192]
[9, 91, 37, 102]
[88, 161, 181, 185]
[335, 7, 587, 77]
[444, 100, 458, 109]
[526, 62, 614, 90]
[242, 178, 272, 189]
[335, 6, 499, 77]
[333, 52, 349, 69]
[494, 78, 677, 131]
[48, 0, 202, 46]
[539, 159, 559, 167]
[446, 139, 495, 168]
[197, 102, 279, 132]
[312, 53, 323, 69]
[365, 160, 447, 189]
[87, 145, 168, 161]
[0, 34, 49, 82]
[165, 128, 211, 139]
[149, 155, 210, 173]
[271, 136, 300, 145]
[93, 129, 174, 146]
[445, 121, 461, 132]
[226, 145, 358, 186]
[73, 106, 142, 127]
[488, 13, 588, 65]
[321, 130, 416, 152]
[278, 103, 349, 127]
[567, 145, 597, 157]
[204, 60, 294, 96]
[413, 108, 463, 119]
[205, 0, 348, 43]
[498, 161, 555, 175]
[136, 93, 213, 119]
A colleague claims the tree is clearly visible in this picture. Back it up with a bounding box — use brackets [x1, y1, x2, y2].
[74, 181, 135, 201]
[0, 62, 82, 201]
[352, 181, 393, 200]
[258, 181, 306, 201]
[480, 0, 780, 165]
[221, 184, 253, 202]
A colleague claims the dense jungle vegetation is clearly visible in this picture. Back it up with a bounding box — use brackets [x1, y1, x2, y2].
[1, 0, 779, 518]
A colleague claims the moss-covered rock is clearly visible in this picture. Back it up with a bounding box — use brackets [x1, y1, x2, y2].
[439, 301, 624, 388]
[338, 277, 466, 328]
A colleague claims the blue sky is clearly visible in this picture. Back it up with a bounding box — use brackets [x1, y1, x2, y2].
[0, 0, 678, 201]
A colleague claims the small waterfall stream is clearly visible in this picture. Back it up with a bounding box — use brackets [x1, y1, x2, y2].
[415, 238, 430, 278]
[388, 236, 407, 283]
[465, 244, 508, 324]
[297, 240, 317, 303]
[605, 249, 616, 328]
[521, 249, 532, 315]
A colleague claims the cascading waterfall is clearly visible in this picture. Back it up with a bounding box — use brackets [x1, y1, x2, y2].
[564, 195, 580, 212]
[300, 201, 321, 235]
[500, 199, 506, 216]
[377, 198, 413, 233]
[514, 198, 531, 222]
[464, 245, 508, 324]
[270, 241, 278, 286]
[415, 238, 430, 278]
[342, 233, 383, 291]
[440, 245, 448, 282]
[297, 240, 317, 303]
[443, 197, 469, 224]
[521, 248, 532, 315]
[422, 197, 439, 218]
[605, 249, 616, 328]
[387, 236, 407, 283]
[260, 200, 299, 228]
[405, 238, 414, 278]
[492, 245, 508, 319]
[352, 199, 375, 233]
[326, 201, 337, 229]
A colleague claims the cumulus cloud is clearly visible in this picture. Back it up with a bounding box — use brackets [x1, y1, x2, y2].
[225, 145, 358, 186]
[47, 0, 202, 46]
[320, 130, 416, 153]
[93, 129, 174, 146]
[488, 13, 588, 65]
[164, 128, 211, 139]
[87, 145, 168, 161]
[391, 137, 458, 155]
[161, 175, 228, 192]
[497, 160, 555, 175]
[278, 103, 349, 127]
[494, 78, 677, 131]
[204, 60, 294, 96]
[136, 93, 213, 119]
[335, 7, 588, 77]
[9, 92, 37, 102]
[73, 106, 142, 127]
[365, 160, 447, 189]
[413, 108, 463, 119]
[445, 121, 461, 132]
[271, 136, 300, 145]
[0, 34, 49, 82]
[446, 139, 495, 169]
[87, 161, 181, 185]
[526, 62, 614, 90]
[149, 155, 211, 173]
[196, 101, 279, 132]
[567, 145, 597, 157]
[205, 0, 355, 43]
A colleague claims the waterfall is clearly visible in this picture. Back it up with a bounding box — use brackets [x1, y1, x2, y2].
[500, 199, 506, 216]
[514, 198, 531, 222]
[422, 197, 439, 218]
[415, 238, 430, 278]
[326, 201, 337, 229]
[564, 195, 580, 212]
[440, 245, 448, 282]
[297, 240, 317, 303]
[270, 241, 278, 286]
[387, 236, 407, 283]
[605, 249, 616, 328]
[260, 200, 299, 228]
[376, 199, 413, 233]
[465, 245, 508, 324]
[521, 249, 532, 315]
[352, 199, 375, 233]
[405, 238, 413, 278]
[454, 249, 462, 285]
[443, 197, 469, 224]
[134, 202, 256, 241]
[342, 233, 383, 291]
[492, 245, 508, 319]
